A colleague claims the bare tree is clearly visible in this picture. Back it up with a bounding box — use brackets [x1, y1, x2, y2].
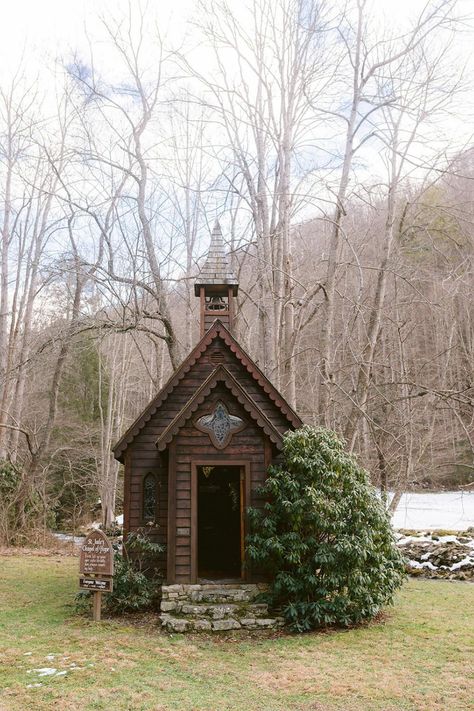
[67, 10, 185, 372]
[185, 0, 334, 406]
[316, 0, 459, 423]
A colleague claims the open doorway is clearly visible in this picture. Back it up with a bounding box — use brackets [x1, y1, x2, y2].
[197, 465, 242, 580]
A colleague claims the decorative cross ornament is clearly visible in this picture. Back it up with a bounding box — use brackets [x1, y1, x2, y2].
[196, 401, 245, 448]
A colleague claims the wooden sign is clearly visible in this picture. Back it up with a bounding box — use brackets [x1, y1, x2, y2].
[79, 577, 113, 592]
[79, 529, 114, 576]
[79, 529, 114, 621]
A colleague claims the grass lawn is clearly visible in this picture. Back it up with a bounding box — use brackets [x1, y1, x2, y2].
[0, 554, 472, 711]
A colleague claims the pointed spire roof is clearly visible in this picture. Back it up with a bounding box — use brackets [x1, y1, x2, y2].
[194, 220, 239, 295]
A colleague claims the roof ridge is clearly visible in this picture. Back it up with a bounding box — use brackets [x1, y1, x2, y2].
[215, 322, 302, 426]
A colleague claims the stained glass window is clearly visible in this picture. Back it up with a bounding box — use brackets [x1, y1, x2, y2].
[196, 401, 244, 448]
[143, 473, 157, 523]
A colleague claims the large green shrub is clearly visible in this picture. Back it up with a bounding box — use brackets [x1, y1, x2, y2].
[247, 426, 405, 631]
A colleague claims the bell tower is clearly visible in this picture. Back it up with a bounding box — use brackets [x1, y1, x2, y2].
[194, 221, 239, 336]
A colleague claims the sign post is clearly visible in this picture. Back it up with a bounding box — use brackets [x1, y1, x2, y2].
[93, 590, 102, 622]
[79, 529, 114, 622]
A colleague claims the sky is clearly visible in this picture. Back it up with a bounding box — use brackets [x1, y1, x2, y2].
[1, 0, 472, 76]
[0, 0, 473, 205]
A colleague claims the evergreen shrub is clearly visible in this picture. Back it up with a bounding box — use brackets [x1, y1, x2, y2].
[247, 425, 405, 631]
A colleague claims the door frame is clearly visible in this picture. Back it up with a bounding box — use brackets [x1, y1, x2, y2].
[191, 459, 251, 583]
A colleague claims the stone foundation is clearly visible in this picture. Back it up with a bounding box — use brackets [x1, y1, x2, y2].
[159, 583, 284, 633]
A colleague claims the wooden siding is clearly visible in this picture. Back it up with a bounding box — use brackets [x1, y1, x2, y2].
[124, 330, 290, 582]
[126, 444, 168, 572]
[203, 310, 230, 333]
[128, 335, 291, 449]
[170, 383, 268, 583]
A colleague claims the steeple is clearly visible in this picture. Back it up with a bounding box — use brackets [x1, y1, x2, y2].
[194, 221, 239, 336]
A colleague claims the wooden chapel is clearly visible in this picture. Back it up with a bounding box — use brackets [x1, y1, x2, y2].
[114, 222, 302, 585]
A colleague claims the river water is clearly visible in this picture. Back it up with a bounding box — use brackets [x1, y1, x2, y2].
[390, 490, 474, 530]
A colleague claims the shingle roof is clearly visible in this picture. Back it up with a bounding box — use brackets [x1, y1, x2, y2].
[112, 319, 302, 462]
[194, 221, 239, 295]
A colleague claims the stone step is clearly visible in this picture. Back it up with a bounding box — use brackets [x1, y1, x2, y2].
[161, 583, 268, 605]
[160, 613, 284, 633]
[187, 588, 261, 604]
[160, 600, 270, 619]
[159, 583, 284, 633]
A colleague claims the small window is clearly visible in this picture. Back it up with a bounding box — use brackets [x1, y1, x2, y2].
[143, 473, 157, 523]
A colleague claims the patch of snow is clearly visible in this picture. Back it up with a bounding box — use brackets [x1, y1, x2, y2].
[435, 535, 459, 543]
[399, 534, 467, 545]
[390, 491, 474, 531]
[23, 652, 32, 656]
[450, 557, 474, 571]
[45, 654, 55, 661]
[27, 666, 72, 679]
[397, 535, 433, 545]
[26, 683, 43, 688]
[420, 551, 433, 560]
[115, 514, 124, 526]
[52, 532, 83, 546]
[408, 560, 438, 570]
[32, 668, 57, 677]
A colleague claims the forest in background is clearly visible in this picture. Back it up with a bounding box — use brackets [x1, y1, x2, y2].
[0, 0, 473, 543]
